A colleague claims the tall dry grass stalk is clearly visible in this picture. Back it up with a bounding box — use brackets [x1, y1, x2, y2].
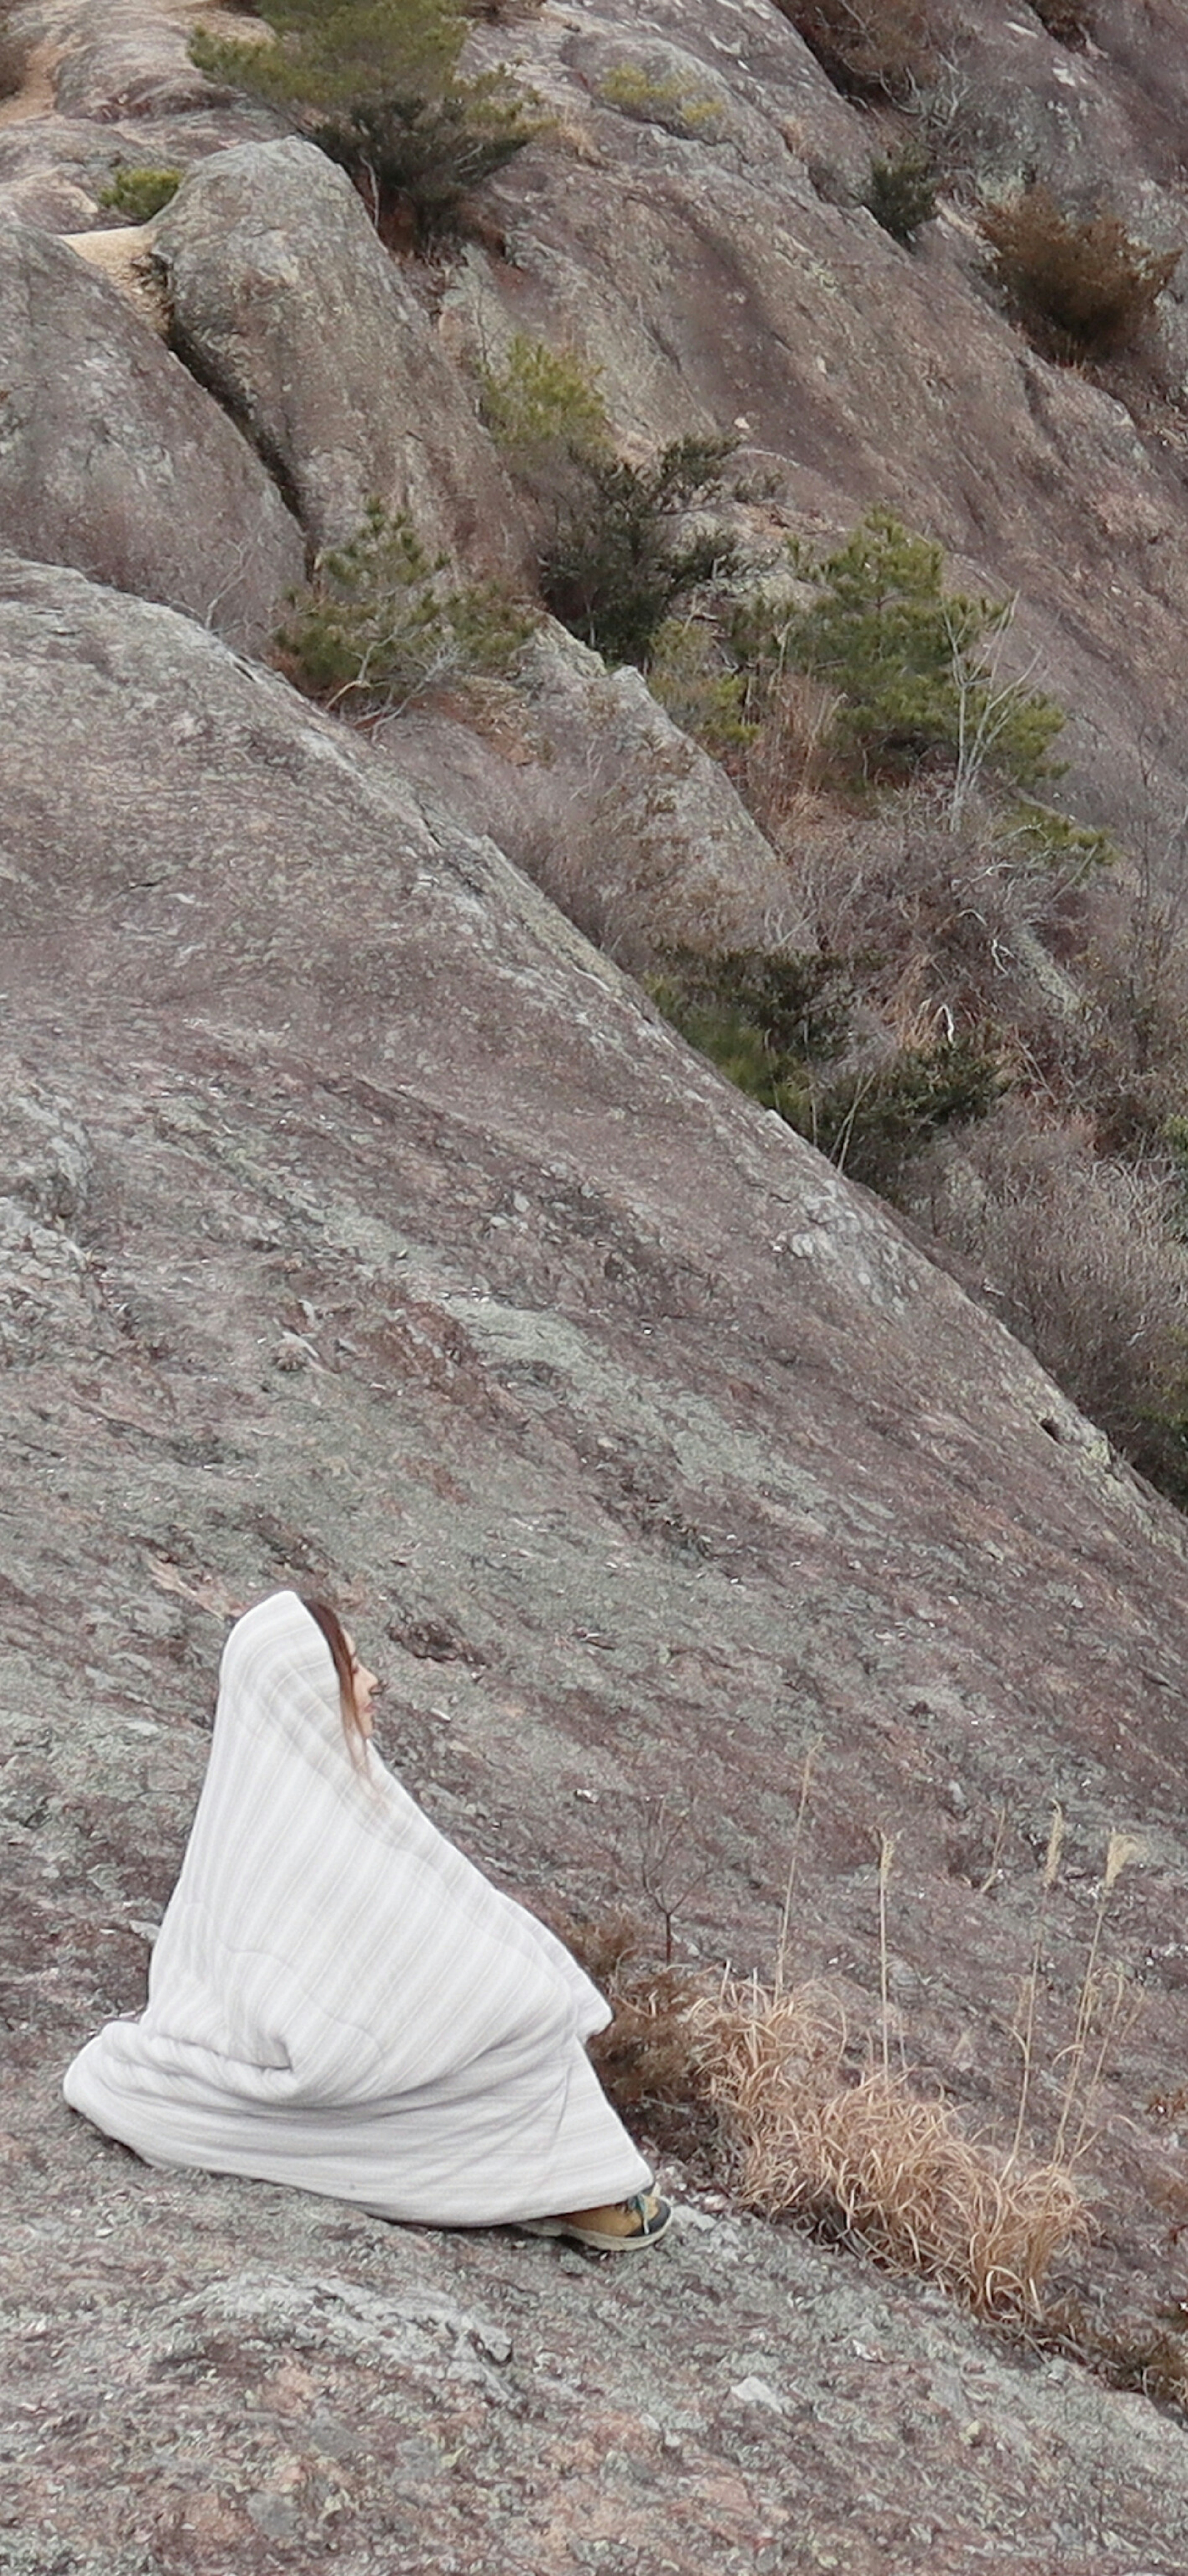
[735, 671, 844, 840]
[683, 1974, 1085, 2314]
[1008, 1801, 1064, 2172]
[1052, 1829, 1146, 2163]
[877, 1830, 898, 2078]
[774, 1740, 819, 1995]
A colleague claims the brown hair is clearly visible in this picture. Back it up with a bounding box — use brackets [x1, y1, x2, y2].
[301, 1596, 362, 1753]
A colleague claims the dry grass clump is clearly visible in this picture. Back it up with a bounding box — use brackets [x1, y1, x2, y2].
[980, 188, 1179, 363]
[557, 1906, 1085, 2316]
[904, 1102, 1188, 1477]
[776, 791, 1069, 1030]
[682, 1977, 1085, 2313]
[732, 672, 845, 836]
[552, 1811, 1147, 2324]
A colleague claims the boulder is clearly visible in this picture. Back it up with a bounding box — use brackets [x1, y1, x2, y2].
[0, 165, 99, 226]
[385, 620, 813, 968]
[0, 220, 303, 651]
[0, 103, 285, 231]
[153, 137, 528, 572]
[51, 0, 229, 121]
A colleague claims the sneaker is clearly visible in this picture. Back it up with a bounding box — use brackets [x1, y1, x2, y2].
[520, 2190, 674, 2253]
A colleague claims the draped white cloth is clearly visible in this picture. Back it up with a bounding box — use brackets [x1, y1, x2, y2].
[63, 1591, 650, 2223]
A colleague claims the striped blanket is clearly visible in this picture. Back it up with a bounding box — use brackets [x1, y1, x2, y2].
[64, 1591, 650, 2224]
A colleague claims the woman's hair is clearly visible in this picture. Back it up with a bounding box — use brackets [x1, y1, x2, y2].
[301, 1597, 362, 1753]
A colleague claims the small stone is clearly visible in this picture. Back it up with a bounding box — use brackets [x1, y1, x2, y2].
[729, 2375, 788, 2415]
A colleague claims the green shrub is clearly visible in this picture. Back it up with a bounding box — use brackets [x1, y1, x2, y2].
[730, 512, 1065, 789]
[191, 0, 466, 115]
[771, 0, 940, 103]
[98, 164, 182, 221]
[814, 1033, 1004, 1189]
[539, 435, 738, 668]
[193, 0, 538, 245]
[864, 145, 936, 247]
[313, 80, 537, 244]
[479, 335, 611, 466]
[654, 947, 854, 1088]
[653, 942, 1002, 1189]
[596, 62, 727, 138]
[276, 499, 534, 709]
[979, 188, 1179, 361]
[1006, 800, 1117, 880]
[645, 619, 753, 754]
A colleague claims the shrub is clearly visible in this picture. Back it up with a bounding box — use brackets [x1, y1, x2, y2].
[1008, 799, 1117, 882]
[275, 499, 534, 710]
[772, 0, 941, 102]
[645, 619, 752, 754]
[864, 144, 937, 246]
[313, 81, 537, 244]
[596, 62, 727, 138]
[979, 187, 1179, 362]
[651, 940, 1002, 1188]
[759, 792, 1095, 1085]
[192, 0, 536, 245]
[814, 1031, 1005, 1190]
[906, 1104, 1188, 1482]
[731, 512, 1065, 790]
[191, 0, 466, 116]
[478, 334, 611, 468]
[653, 946, 854, 1093]
[539, 434, 738, 668]
[97, 164, 182, 222]
[1076, 869, 1188, 1153]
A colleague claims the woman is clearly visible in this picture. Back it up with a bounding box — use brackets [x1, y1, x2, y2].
[64, 1591, 671, 2253]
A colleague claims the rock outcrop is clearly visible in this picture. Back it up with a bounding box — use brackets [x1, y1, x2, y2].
[6, 553, 1188, 2561]
[387, 621, 813, 966]
[11, 0, 1188, 2558]
[448, 0, 1188, 840]
[153, 136, 529, 570]
[0, 220, 303, 649]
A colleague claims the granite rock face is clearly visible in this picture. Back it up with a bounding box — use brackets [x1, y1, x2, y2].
[448, 0, 1188, 842]
[51, 0, 230, 121]
[153, 136, 529, 569]
[6, 556, 1188, 2563]
[0, 220, 303, 649]
[386, 621, 814, 967]
[9, 0, 1188, 2560]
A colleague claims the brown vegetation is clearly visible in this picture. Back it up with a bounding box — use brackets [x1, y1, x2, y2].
[556, 1909, 1087, 2318]
[772, 0, 942, 103]
[979, 188, 1179, 362]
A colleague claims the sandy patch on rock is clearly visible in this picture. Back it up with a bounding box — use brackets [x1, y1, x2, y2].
[58, 219, 170, 332]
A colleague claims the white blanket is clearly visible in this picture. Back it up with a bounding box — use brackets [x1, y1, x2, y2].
[64, 1591, 650, 2223]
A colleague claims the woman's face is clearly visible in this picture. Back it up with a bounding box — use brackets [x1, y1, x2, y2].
[344, 1633, 379, 1737]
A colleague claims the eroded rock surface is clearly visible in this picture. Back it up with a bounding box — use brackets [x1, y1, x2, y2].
[153, 136, 528, 569]
[448, 0, 1188, 841]
[0, 220, 303, 649]
[387, 622, 812, 967]
[6, 556, 1188, 2565]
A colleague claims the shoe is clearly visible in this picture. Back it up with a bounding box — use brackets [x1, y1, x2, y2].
[520, 2189, 674, 2253]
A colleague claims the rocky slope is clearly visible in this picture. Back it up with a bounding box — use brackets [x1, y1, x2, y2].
[7, 3, 1188, 2570]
